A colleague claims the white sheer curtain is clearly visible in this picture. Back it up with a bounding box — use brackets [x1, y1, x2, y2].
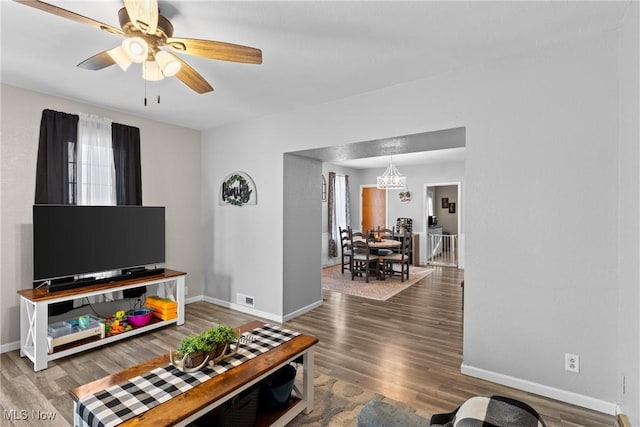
[77, 113, 116, 206]
[76, 113, 118, 302]
[334, 175, 348, 232]
[330, 175, 348, 256]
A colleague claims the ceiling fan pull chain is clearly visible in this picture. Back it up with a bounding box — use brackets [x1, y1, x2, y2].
[144, 79, 148, 106]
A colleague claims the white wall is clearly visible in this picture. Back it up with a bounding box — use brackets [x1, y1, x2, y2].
[616, 1, 639, 424]
[359, 162, 465, 235]
[0, 85, 203, 348]
[200, 28, 634, 414]
[462, 30, 619, 412]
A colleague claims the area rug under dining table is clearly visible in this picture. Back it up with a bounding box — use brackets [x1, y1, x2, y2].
[322, 264, 434, 301]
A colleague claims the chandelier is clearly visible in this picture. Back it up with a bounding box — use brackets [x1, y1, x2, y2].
[377, 157, 407, 190]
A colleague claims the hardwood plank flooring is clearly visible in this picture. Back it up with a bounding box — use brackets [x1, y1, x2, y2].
[287, 266, 614, 427]
[0, 267, 614, 426]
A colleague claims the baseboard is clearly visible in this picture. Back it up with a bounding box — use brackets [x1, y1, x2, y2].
[202, 296, 322, 323]
[1, 341, 20, 354]
[322, 260, 341, 268]
[461, 363, 617, 415]
[2, 295, 297, 354]
[283, 299, 323, 322]
[203, 296, 283, 323]
[185, 295, 203, 304]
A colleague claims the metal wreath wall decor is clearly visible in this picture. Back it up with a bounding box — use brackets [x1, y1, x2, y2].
[220, 172, 257, 206]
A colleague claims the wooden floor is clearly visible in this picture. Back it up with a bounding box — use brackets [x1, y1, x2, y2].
[290, 266, 614, 427]
[1, 266, 614, 426]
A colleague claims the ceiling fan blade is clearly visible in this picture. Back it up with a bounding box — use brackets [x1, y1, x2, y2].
[77, 50, 116, 71]
[166, 37, 262, 64]
[124, 0, 158, 35]
[174, 57, 213, 94]
[13, 0, 124, 35]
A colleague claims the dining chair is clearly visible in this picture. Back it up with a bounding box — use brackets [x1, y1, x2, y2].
[339, 226, 352, 274]
[351, 239, 377, 283]
[377, 227, 395, 240]
[382, 231, 411, 282]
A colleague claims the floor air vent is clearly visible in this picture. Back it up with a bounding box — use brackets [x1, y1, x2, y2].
[237, 293, 255, 308]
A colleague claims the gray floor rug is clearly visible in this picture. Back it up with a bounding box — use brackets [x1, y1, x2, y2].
[288, 370, 430, 426]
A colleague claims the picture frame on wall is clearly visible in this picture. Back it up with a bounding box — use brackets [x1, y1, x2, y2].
[448, 202, 456, 214]
[442, 198, 449, 208]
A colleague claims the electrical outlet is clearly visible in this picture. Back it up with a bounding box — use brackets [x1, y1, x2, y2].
[565, 353, 580, 373]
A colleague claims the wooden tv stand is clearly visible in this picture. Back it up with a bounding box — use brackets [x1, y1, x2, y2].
[17, 269, 186, 371]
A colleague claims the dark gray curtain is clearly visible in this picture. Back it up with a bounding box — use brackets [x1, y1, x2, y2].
[344, 174, 351, 228]
[34, 109, 78, 204]
[328, 172, 337, 257]
[112, 123, 142, 205]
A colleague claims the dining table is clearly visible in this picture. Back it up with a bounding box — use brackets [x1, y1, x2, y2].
[351, 237, 401, 280]
[352, 237, 402, 250]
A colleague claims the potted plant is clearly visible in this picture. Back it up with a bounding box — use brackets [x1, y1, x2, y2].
[175, 333, 214, 369]
[217, 325, 237, 345]
[202, 325, 238, 361]
[171, 325, 239, 372]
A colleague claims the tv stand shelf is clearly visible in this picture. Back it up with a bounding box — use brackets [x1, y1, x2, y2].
[18, 269, 186, 371]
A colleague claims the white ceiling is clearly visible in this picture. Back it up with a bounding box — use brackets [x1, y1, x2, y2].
[1, 0, 629, 134]
[331, 147, 467, 169]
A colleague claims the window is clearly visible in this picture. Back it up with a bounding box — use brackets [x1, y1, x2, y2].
[328, 172, 351, 258]
[334, 175, 348, 232]
[76, 113, 116, 205]
[67, 141, 77, 204]
[35, 109, 142, 206]
[427, 190, 434, 217]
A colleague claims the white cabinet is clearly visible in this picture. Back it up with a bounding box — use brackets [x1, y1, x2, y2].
[18, 270, 186, 371]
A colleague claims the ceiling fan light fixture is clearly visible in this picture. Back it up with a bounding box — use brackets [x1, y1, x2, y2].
[124, 0, 158, 35]
[107, 46, 133, 71]
[142, 60, 164, 81]
[122, 37, 149, 63]
[14, 0, 258, 95]
[154, 50, 181, 77]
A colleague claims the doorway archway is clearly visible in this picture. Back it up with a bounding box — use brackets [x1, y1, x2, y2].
[282, 127, 465, 319]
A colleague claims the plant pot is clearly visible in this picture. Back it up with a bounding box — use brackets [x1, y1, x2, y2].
[170, 350, 210, 372]
[184, 350, 207, 368]
[208, 343, 226, 359]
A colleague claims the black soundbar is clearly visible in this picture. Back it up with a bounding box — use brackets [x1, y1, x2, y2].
[121, 267, 165, 279]
[47, 276, 108, 293]
[46, 268, 165, 293]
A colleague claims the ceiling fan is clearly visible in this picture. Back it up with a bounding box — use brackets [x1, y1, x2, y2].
[14, 0, 263, 94]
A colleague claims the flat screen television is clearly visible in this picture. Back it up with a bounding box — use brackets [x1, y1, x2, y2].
[33, 205, 165, 288]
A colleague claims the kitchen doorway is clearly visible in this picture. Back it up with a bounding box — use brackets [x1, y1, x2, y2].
[424, 182, 461, 267]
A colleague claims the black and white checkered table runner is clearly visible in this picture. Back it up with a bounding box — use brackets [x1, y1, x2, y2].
[77, 324, 301, 427]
